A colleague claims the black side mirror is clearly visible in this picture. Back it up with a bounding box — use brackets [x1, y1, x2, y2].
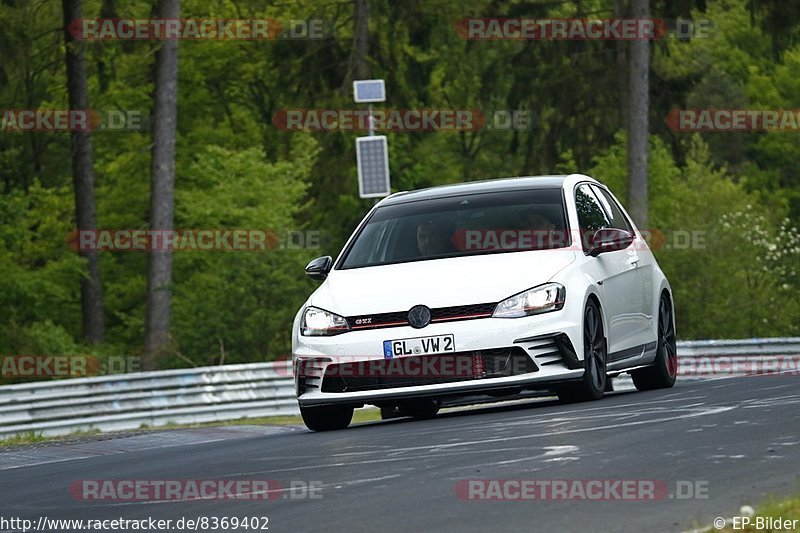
[588, 228, 634, 257]
[305, 256, 333, 281]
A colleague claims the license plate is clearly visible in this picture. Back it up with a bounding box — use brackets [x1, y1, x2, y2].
[383, 334, 455, 359]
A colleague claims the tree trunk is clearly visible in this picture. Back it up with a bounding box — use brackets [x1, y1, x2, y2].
[345, 0, 370, 87]
[96, 0, 118, 93]
[627, 0, 650, 229]
[62, 0, 104, 344]
[144, 0, 180, 370]
[615, 0, 629, 131]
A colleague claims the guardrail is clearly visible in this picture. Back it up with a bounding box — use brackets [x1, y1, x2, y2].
[615, 337, 800, 388]
[0, 362, 296, 439]
[1, 338, 798, 439]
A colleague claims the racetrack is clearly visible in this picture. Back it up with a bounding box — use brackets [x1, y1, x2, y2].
[2, 375, 799, 533]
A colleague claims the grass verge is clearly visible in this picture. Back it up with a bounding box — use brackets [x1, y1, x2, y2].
[713, 493, 800, 532]
[0, 408, 382, 447]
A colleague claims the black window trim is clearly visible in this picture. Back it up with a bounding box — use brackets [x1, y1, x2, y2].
[573, 181, 613, 254]
[589, 183, 634, 233]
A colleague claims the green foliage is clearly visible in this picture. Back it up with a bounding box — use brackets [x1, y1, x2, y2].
[590, 133, 800, 338]
[166, 137, 320, 366]
[1, 0, 799, 373]
[0, 183, 84, 351]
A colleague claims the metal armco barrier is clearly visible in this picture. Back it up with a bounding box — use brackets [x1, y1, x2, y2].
[1, 338, 798, 439]
[0, 362, 296, 438]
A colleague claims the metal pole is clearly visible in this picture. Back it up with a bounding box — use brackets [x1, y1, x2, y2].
[368, 103, 374, 136]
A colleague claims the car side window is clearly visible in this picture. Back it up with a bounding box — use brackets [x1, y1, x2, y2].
[575, 184, 610, 250]
[591, 185, 633, 232]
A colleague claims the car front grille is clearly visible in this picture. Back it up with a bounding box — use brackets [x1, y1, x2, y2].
[347, 302, 497, 331]
[320, 347, 537, 393]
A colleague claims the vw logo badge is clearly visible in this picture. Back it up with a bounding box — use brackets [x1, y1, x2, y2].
[408, 305, 432, 329]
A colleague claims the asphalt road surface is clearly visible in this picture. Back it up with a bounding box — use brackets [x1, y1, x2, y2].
[2, 375, 800, 533]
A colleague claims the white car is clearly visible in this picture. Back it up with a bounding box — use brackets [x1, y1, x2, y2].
[292, 175, 677, 431]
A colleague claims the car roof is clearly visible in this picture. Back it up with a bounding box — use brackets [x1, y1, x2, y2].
[379, 175, 582, 206]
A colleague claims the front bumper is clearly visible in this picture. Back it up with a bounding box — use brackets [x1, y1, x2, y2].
[293, 312, 584, 407]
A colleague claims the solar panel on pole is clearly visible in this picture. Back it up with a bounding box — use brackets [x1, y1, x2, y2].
[356, 135, 390, 198]
[353, 80, 386, 103]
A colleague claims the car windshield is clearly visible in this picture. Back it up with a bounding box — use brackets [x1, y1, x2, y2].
[339, 188, 569, 269]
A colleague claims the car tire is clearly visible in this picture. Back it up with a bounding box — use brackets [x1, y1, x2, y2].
[380, 405, 402, 420]
[631, 294, 678, 391]
[403, 399, 441, 419]
[557, 300, 607, 403]
[300, 405, 354, 431]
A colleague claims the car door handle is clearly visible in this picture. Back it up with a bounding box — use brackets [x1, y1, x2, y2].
[627, 255, 640, 266]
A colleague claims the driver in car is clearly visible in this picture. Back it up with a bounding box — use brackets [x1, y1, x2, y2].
[522, 209, 559, 248]
[416, 220, 452, 257]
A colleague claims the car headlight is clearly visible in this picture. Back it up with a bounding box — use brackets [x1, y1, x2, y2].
[301, 306, 350, 336]
[493, 283, 566, 318]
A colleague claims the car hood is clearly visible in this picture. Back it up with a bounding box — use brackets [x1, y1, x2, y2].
[310, 249, 576, 316]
